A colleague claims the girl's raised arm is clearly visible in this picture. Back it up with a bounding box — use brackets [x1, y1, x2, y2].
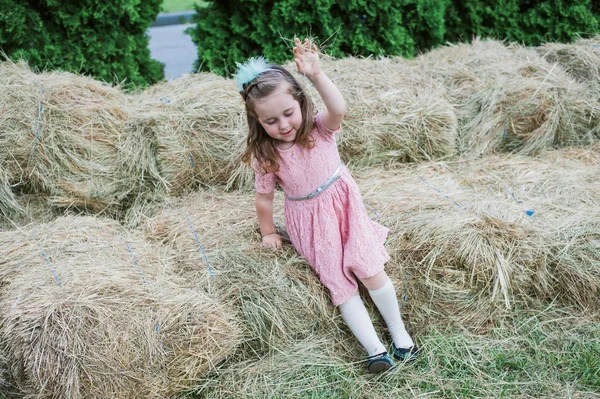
[293, 38, 345, 130]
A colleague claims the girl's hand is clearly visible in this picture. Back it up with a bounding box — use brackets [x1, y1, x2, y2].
[293, 37, 321, 81]
[262, 233, 282, 250]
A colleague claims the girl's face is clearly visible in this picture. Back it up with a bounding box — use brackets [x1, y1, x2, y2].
[253, 82, 303, 149]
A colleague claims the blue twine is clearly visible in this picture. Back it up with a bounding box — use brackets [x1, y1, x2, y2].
[505, 187, 535, 220]
[185, 213, 215, 278]
[401, 272, 409, 308]
[124, 242, 162, 340]
[38, 243, 62, 287]
[159, 98, 171, 103]
[189, 154, 195, 168]
[363, 201, 380, 220]
[418, 177, 463, 208]
[125, 242, 148, 285]
[32, 105, 44, 154]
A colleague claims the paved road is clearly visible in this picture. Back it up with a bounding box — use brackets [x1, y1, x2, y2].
[148, 24, 197, 80]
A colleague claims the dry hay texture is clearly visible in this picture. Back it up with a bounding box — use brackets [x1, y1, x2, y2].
[416, 38, 600, 156]
[128, 74, 251, 195]
[536, 35, 600, 88]
[2, 36, 600, 225]
[0, 61, 163, 221]
[138, 190, 340, 357]
[0, 215, 241, 398]
[133, 146, 600, 395]
[358, 145, 600, 329]
[296, 57, 459, 166]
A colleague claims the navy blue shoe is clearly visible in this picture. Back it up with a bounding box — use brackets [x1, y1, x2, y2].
[391, 344, 419, 362]
[366, 352, 395, 373]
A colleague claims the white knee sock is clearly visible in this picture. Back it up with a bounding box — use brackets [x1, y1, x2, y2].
[368, 278, 415, 349]
[339, 295, 387, 356]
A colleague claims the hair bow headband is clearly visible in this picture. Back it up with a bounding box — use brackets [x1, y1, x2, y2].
[234, 56, 272, 92]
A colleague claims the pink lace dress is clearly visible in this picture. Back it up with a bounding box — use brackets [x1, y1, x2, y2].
[254, 113, 389, 306]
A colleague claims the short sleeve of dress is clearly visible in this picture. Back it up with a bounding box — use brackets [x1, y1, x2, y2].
[252, 158, 276, 194]
[314, 112, 341, 138]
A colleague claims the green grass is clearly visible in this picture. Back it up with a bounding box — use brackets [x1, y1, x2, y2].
[189, 306, 600, 398]
[161, 0, 206, 13]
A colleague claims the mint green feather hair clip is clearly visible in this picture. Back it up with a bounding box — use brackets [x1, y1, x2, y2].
[234, 56, 271, 93]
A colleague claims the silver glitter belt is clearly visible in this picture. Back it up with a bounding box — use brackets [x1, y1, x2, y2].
[286, 162, 344, 201]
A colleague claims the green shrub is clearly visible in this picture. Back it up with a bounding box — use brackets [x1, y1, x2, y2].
[187, 0, 449, 76]
[189, 0, 599, 77]
[445, 0, 600, 46]
[0, 0, 164, 88]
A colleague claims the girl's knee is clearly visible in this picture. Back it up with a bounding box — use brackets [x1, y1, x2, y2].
[359, 270, 388, 290]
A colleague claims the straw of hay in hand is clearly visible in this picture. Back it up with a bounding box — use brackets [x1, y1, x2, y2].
[416, 38, 600, 156]
[0, 215, 241, 398]
[0, 61, 162, 217]
[129, 73, 252, 195]
[294, 57, 458, 166]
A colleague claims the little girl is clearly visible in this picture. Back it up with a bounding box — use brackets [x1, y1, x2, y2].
[236, 38, 419, 373]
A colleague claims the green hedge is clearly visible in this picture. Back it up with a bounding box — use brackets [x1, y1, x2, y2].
[445, 0, 599, 46]
[187, 0, 449, 76]
[0, 0, 164, 88]
[188, 0, 599, 77]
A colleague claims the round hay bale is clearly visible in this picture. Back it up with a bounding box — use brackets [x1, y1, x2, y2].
[357, 165, 537, 330]
[130, 73, 252, 195]
[453, 146, 600, 308]
[358, 146, 600, 321]
[0, 61, 162, 217]
[138, 189, 339, 354]
[291, 57, 458, 166]
[536, 35, 600, 88]
[416, 39, 600, 156]
[0, 215, 241, 398]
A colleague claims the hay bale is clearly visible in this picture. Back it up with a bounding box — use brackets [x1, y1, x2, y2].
[416, 38, 600, 156]
[0, 215, 241, 398]
[193, 336, 365, 397]
[358, 145, 600, 323]
[138, 190, 338, 355]
[453, 146, 600, 307]
[292, 57, 458, 166]
[129, 74, 252, 194]
[536, 35, 600, 88]
[0, 61, 163, 217]
[358, 166, 537, 330]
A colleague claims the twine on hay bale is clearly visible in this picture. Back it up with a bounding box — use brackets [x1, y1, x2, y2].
[0, 215, 241, 398]
[138, 189, 340, 355]
[0, 61, 163, 218]
[416, 38, 600, 156]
